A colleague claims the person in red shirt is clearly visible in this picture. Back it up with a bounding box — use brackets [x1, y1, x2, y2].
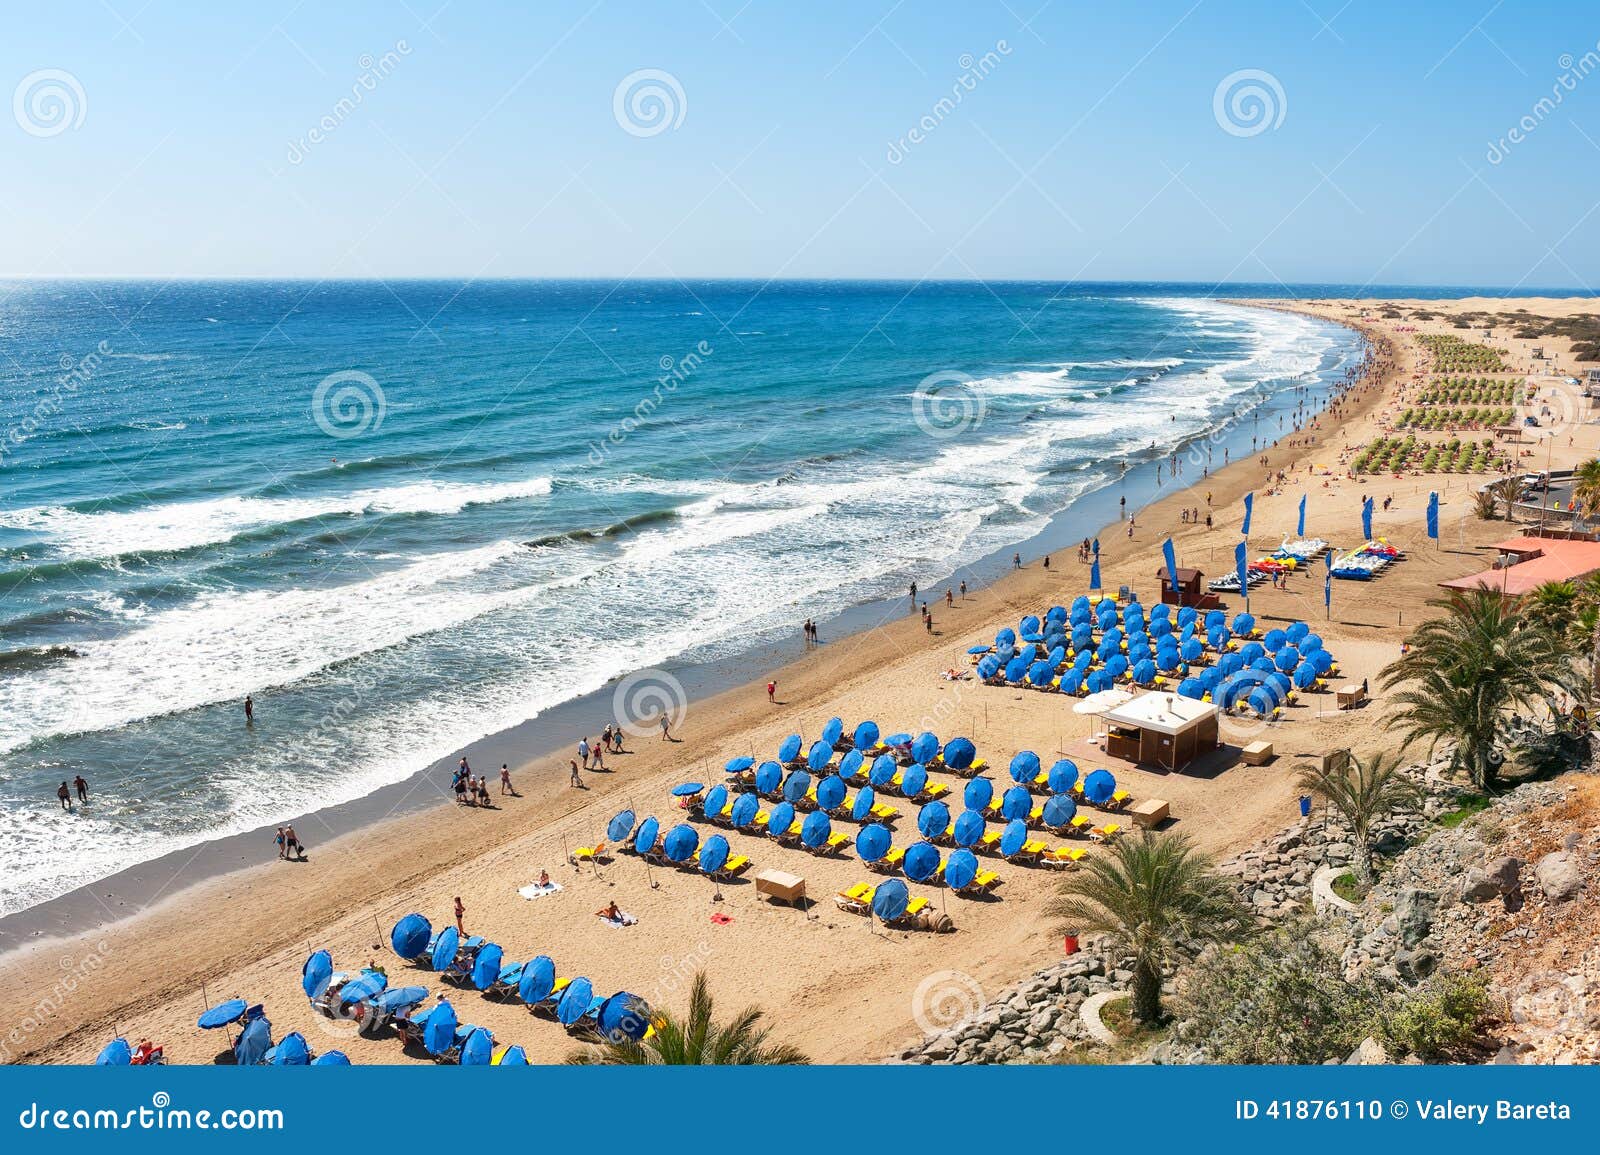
[766, 680, 777, 704]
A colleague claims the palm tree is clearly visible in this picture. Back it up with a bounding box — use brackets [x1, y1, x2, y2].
[565, 971, 809, 1065]
[1045, 831, 1247, 1025]
[1527, 580, 1580, 643]
[1296, 752, 1421, 885]
[1571, 457, 1600, 527]
[1381, 589, 1576, 791]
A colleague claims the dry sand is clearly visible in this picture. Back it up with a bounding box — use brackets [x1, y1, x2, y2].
[4, 296, 1596, 1066]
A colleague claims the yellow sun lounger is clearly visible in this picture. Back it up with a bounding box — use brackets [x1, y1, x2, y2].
[721, 854, 751, 876]
[821, 832, 852, 854]
[904, 896, 930, 917]
[569, 841, 609, 864]
[1043, 846, 1088, 869]
[920, 781, 950, 800]
[1109, 788, 1132, 810]
[834, 882, 876, 914]
[1090, 823, 1123, 843]
[870, 803, 899, 822]
[973, 869, 1003, 891]
[879, 846, 907, 870]
[1069, 814, 1092, 833]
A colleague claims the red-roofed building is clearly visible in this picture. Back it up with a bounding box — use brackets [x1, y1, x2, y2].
[1439, 534, 1600, 598]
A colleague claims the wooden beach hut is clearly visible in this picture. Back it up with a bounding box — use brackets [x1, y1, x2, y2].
[1100, 691, 1220, 772]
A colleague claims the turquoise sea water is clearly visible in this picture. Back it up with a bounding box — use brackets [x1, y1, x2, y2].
[0, 279, 1366, 915]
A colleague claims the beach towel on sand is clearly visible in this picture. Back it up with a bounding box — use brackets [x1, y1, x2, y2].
[518, 881, 563, 900]
[599, 911, 637, 927]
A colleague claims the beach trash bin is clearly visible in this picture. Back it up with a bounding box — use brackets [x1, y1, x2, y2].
[1298, 795, 1312, 818]
[1063, 933, 1080, 956]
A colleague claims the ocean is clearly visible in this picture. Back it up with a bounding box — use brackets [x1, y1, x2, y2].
[0, 279, 1365, 917]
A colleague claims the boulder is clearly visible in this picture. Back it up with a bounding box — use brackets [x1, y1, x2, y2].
[1534, 851, 1584, 903]
[1395, 888, 1437, 947]
[1346, 1036, 1388, 1065]
[1462, 855, 1521, 902]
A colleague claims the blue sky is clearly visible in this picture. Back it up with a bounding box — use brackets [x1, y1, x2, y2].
[4, 0, 1599, 287]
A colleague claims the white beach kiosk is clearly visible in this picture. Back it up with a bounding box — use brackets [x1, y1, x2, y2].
[1100, 691, 1220, 772]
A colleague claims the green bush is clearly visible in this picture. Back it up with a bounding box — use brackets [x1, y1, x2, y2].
[1378, 973, 1493, 1061]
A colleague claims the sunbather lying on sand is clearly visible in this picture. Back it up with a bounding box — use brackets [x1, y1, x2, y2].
[594, 901, 637, 926]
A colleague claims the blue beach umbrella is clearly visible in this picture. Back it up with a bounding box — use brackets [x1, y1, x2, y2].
[820, 717, 844, 747]
[302, 949, 333, 999]
[1004, 656, 1029, 682]
[904, 841, 941, 882]
[1275, 647, 1300, 671]
[1027, 660, 1053, 686]
[96, 1038, 132, 1066]
[1300, 632, 1322, 654]
[838, 750, 864, 779]
[724, 755, 754, 774]
[854, 720, 881, 749]
[778, 734, 802, 763]
[607, 809, 637, 842]
[1286, 622, 1309, 645]
[883, 732, 913, 748]
[557, 979, 594, 1028]
[634, 816, 660, 854]
[703, 784, 728, 818]
[730, 792, 759, 828]
[1263, 627, 1286, 651]
[755, 761, 782, 795]
[856, 823, 892, 862]
[963, 777, 994, 810]
[943, 737, 976, 770]
[910, 732, 940, 763]
[800, 812, 830, 850]
[817, 773, 847, 810]
[806, 741, 832, 772]
[996, 627, 1017, 646]
[869, 754, 897, 787]
[1060, 669, 1085, 695]
[767, 801, 796, 837]
[1082, 769, 1116, 805]
[376, 986, 428, 1013]
[700, 833, 731, 873]
[1181, 637, 1203, 663]
[945, 848, 979, 891]
[312, 1050, 351, 1066]
[662, 824, 699, 862]
[917, 800, 951, 838]
[1312, 650, 1334, 675]
[458, 1028, 494, 1066]
[1293, 663, 1318, 689]
[1249, 686, 1275, 715]
[900, 763, 928, 798]
[199, 999, 249, 1030]
[1177, 676, 1204, 699]
[267, 1031, 310, 1066]
[952, 809, 986, 847]
[338, 971, 388, 1007]
[851, 786, 877, 822]
[390, 913, 431, 960]
[1001, 785, 1032, 821]
[494, 1045, 528, 1066]
[430, 927, 459, 973]
[423, 1000, 458, 1057]
[783, 769, 812, 803]
[1021, 613, 1041, 635]
[1235, 611, 1256, 635]
[518, 957, 556, 1004]
[1008, 751, 1041, 784]
[598, 993, 652, 1043]
[871, 879, 909, 921]
[1047, 760, 1079, 794]
[471, 944, 503, 992]
[671, 782, 704, 797]
[1043, 794, 1077, 828]
[235, 1015, 272, 1066]
[1000, 818, 1028, 857]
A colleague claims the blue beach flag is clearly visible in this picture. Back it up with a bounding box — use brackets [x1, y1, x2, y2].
[1324, 549, 1333, 614]
[1241, 492, 1253, 536]
[1089, 555, 1101, 592]
[1234, 540, 1249, 610]
[1162, 537, 1177, 588]
[1361, 495, 1374, 541]
[1426, 491, 1439, 541]
[1297, 494, 1307, 538]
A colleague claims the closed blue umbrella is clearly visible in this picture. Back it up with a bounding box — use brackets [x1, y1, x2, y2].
[423, 1000, 458, 1056]
[430, 927, 459, 973]
[662, 824, 699, 862]
[1001, 785, 1033, 821]
[817, 774, 847, 810]
[302, 949, 333, 999]
[853, 720, 881, 750]
[703, 785, 728, 818]
[910, 732, 940, 763]
[952, 809, 986, 847]
[767, 801, 796, 837]
[199, 999, 249, 1030]
[1082, 769, 1117, 805]
[1008, 751, 1041, 784]
[1043, 794, 1077, 827]
[904, 841, 941, 882]
[267, 1031, 310, 1066]
[557, 978, 593, 1028]
[235, 1016, 272, 1066]
[943, 737, 976, 770]
[634, 816, 660, 854]
[671, 782, 705, 797]
[856, 823, 892, 862]
[518, 957, 556, 1004]
[607, 809, 637, 842]
[783, 769, 812, 803]
[471, 944, 503, 992]
[869, 754, 897, 787]
[871, 878, 909, 921]
[945, 848, 979, 891]
[916, 800, 951, 838]
[1000, 818, 1028, 857]
[800, 811, 830, 850]
[700, 833, 731, 873]
[312, 1050, 351, 1066]
[390, 913, 431, 960]
[96, 1038, 132, 1066]
[730, 793, 759, 828]
[900, 763, 928, 798]
[597, 993, 651, 1043]
[755, 761, 782, 795]
[838, 750, 864, 779]
[851, 786, 877, 822]
[459, 1027, 494, 1066]
[778, 734, 802, 763]
[806, 741, 832, 772]
[1047, 759, 1078, 794]
[724, 756, 754, 773]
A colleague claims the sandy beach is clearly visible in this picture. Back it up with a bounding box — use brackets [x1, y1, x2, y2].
[6, 295, 1597, 1066]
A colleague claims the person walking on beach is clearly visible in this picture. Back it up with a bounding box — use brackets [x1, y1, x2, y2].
[454, 897, 465, 935]
[244, 695, 254, 724]
[577, 737, 591, 770]
[500, 764, 514, 796]
[73, 774, 89, 803]
[945, 588, 953, 607]
[908, 580, 917, 602]
[590, 741, 606, 772]
[569, 759, 584, 788]
[56, 782, 72, 811]
[659, 714, 673, 742]
[959, 579, 967, 598]
[274, 827, 286, 859]
[1012, 552, 1021, 569]
[767, 680, 777, 704]
[284, 824, 304, 861]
